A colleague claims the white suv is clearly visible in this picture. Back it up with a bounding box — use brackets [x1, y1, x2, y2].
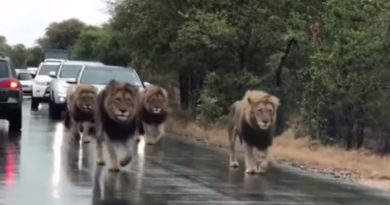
[48, 60, 103, 118]
[31, 60, 65, 110]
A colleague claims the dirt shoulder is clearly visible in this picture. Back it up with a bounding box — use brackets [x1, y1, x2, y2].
[166, 116, 390, 192]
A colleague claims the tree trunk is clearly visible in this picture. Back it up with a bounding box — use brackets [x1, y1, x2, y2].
[275, 38, 297, 88]
[179, 70, 189, 110]
[355, 119, 365, 149]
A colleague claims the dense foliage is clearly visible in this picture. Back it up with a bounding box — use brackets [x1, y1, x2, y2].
[3, 0, 390, 153]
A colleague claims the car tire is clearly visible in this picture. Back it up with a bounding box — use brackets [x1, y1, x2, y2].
[49, 97, 62, 119]
[31, 97, 39, 110]
[8, 107, 22, 131]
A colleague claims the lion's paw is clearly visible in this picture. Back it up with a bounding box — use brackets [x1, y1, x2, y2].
[108, 166, 120, 172]
[255, 167, 267, 174]
[146, 139, 156, 145]
[96, 160, 105, 166]
[229, 161, 239, 168]
[120, 157, 132, 167]
[245, 168, 256, 175]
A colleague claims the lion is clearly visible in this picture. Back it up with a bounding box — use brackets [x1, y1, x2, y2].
[227, 90, 280, 175]
[139, 83, 168, 145]
[64, 84, 98, 144]
[94, 80, 142, 172]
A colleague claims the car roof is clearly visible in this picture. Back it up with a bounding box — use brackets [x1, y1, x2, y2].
[17, 70, 32, 74]
[0, 54, 10, 61]
[85, 65, 135, 71]
[40, 61, 62, 65]
[63, 60, 103, 66]
[44, 58, 66, 63]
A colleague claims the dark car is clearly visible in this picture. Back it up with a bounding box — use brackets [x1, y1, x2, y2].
[0, 54, 23, 131]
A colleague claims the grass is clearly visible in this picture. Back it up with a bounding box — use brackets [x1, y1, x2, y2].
[165, 114, 390, 191]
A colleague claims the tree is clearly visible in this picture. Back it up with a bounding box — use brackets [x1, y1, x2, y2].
[296, 0, 390, 150]
[0, 35, 11, 55]
[72, 26, 129, 66]
[26, 46, 43, 67]
[66, 0, 390, 152]
[37, 18, 87, 49]
[8, 44, 27, 68]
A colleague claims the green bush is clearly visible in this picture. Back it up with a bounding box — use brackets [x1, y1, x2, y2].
[197, 70, 267, 122]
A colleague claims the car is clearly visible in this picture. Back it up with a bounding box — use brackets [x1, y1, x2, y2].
[48, 60, 103, 119]
[70, 65, 145, 93]
[17, 71, 34, 95]
[0, 54, 23, 131]
[31, 60, 65, 110]
[26, 67, 38, 77]
[15, 68, 25, 74]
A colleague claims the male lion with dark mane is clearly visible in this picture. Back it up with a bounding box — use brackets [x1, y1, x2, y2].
[139, 83, 168, 145]
[227, 90, 280, 175]
[95, 80, 142, 172]
[65, 84, 98, 144]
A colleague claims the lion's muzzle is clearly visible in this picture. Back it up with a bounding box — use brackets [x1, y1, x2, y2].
[152, 107, 162, 114]
[82, 104, 93, 111]
[258, 120, 271, 130]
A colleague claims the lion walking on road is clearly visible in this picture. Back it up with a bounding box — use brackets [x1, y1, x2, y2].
[227, 90, 280, 175]
[139, 83, 168, 145]
[94, 80, 142, 172]
[65, 84, 98, 144]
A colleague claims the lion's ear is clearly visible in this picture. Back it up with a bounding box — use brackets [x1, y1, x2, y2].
[92, 86, 98, 93]
[161, 87, 168, 99]
[269, 96, 280, 108]
[108, 80, 117, 87]
[247, 96, 253, 105]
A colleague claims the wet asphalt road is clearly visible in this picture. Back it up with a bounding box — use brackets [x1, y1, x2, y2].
[0, 100, 389, 205]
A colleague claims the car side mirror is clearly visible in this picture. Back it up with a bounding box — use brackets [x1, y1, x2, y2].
[66, 78, 77, 84]
[49, 71, 56, 78]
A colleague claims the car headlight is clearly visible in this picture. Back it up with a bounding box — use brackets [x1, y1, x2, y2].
[58, 84, 70, 94]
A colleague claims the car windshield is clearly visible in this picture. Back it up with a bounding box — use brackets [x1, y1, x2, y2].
[59, 64, 83, 78]
[80, 67, 142, 86]
[18, 73, 33, 80]
[38, 63, 60, 76]
[0, 60, 9, 78]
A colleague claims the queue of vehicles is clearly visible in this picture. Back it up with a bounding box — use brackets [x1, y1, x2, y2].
[0, 51, 146, 131]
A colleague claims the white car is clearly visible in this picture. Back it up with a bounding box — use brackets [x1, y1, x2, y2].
[26, 67, 38, 76]
[31, 60, 65, 110]
[17, 71, 34, 95]
[48, 60, 103, 118]
[70, 65, 145, 93]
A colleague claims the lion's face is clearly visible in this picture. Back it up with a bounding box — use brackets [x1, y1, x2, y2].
[75, 86, 97, 112]
[250, 102, 275, 130]
[144, 89, 168, 114]
[246, 94, 279, 131]
[105, 81, 139, 123]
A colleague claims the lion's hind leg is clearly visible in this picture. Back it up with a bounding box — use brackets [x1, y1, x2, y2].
[228, 127, 239, 168]
[81, 122, 92, 144]
[105, 137, 120, 172]
[244, 143, 256, 175]
[256, 149, 269, 174]
[96, 138, 105, 166]
[120, 136, 138, 167]
[143, 122, 157, 145]
[150, 123, 165, 145]
[70, 120, 81, 142]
